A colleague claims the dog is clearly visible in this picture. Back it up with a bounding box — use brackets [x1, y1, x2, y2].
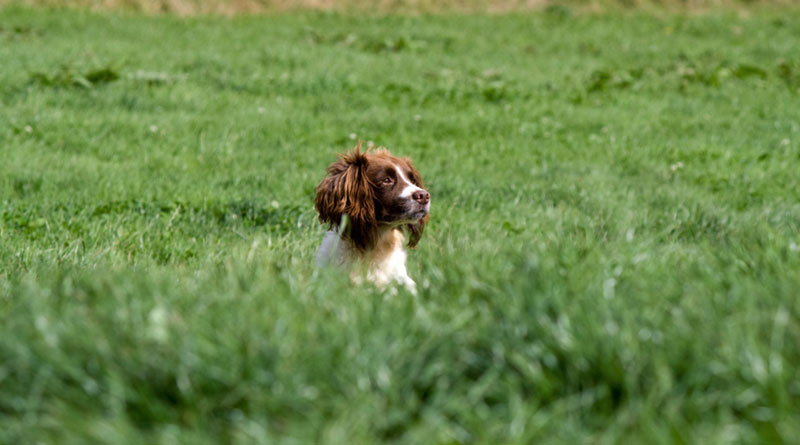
[314, 142, 430, 294]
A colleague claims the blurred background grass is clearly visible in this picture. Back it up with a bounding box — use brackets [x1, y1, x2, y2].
[0, 0, 797, 14]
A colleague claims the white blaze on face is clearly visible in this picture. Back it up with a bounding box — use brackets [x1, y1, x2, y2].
[395, 165, 424, 198]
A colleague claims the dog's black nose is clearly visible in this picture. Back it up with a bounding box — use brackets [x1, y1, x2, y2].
[412, 190, 430, 205]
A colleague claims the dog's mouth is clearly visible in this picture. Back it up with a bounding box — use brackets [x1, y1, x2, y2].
[409, 208, 428, 220]
[378, 200, 429, 225]
[381, 209, 427, 226]
[404, 201, 429, 221]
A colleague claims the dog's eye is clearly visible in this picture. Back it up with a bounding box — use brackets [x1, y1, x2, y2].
[382, 177, 393, 184]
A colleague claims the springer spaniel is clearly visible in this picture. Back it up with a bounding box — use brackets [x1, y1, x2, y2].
[314, 142, 430, 294]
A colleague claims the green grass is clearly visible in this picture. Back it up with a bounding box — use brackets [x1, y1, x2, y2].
[2, 6, 800, 443]
[3, 0, 798, 16]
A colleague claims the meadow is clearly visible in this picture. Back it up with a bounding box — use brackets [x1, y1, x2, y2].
[2, 5, 800, 443]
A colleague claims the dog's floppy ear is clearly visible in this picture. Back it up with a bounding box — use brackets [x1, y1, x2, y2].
[406, 214, 428, 248]
[314, 141, 376, 250]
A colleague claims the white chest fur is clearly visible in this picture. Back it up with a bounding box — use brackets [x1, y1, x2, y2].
[316, 228, 417, 294]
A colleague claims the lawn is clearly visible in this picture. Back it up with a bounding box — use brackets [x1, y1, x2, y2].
[1, 5, 800, 443]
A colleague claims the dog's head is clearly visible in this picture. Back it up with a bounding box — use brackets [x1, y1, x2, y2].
[314, 142, 430, 251]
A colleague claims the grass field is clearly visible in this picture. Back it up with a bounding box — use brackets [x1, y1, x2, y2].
[2, 5, 800, 443]
[3, 0, 797, 15]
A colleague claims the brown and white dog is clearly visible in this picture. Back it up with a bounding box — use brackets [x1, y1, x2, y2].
[314, 142, 430, 294]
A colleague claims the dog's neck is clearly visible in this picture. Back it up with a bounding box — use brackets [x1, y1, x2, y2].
[317, 225, 415, 294]
[365, 226, 405, 263]
[359, 226, 414, 293]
